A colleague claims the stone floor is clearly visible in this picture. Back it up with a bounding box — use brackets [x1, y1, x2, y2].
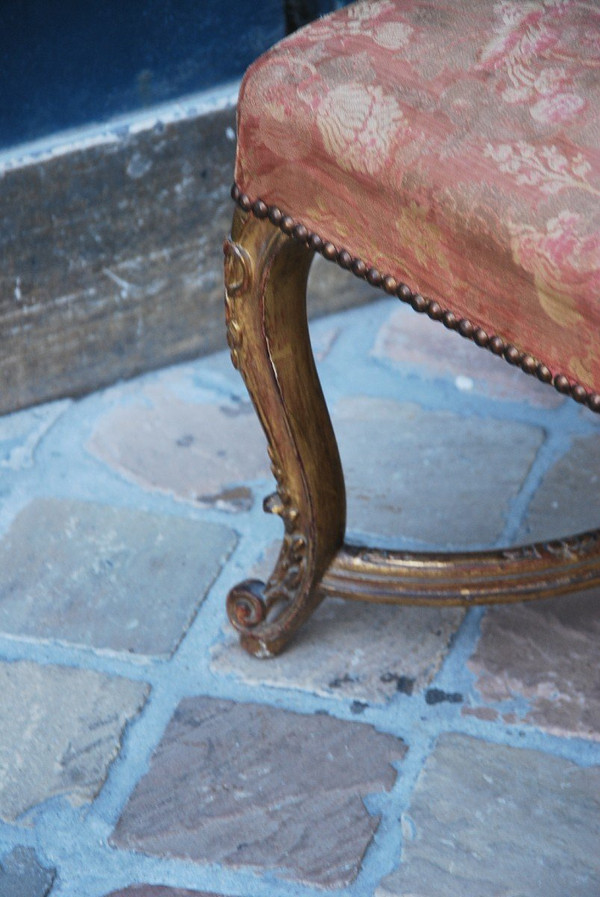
[0, 264, 599, 897]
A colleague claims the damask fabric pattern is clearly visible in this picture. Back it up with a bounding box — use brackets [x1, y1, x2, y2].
[235, 0, 600, 394]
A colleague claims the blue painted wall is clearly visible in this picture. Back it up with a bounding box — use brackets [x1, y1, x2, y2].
[0, 0, 344, 150]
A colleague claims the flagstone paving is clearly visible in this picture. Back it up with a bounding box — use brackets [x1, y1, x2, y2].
[0, 847, 55, 897]
[376, 734, 600, 897]
[0, 296, 598, 896]
[111, 697, 405, 889]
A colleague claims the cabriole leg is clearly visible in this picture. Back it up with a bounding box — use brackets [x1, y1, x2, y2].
[224, 208, 346, 656]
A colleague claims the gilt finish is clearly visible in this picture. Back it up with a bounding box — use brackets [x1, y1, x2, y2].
[224, 207, 346, 656]
[224, 202, 600, 656]
[320, 532, 600, 606]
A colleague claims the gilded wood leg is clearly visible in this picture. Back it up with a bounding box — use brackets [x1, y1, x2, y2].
[224, 208, 346, 656]
[223, 207, 600, 658]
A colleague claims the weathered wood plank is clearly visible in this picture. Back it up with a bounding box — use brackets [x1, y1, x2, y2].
[0, 105, 376, 414]
[1, 107, 236, 413]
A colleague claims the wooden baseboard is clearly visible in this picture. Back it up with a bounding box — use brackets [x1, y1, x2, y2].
[0, 99, 377, 415]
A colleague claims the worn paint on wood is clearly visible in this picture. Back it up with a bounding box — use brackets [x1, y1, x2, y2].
[1, 108, 236, 413]
[1, 106, 377, 414]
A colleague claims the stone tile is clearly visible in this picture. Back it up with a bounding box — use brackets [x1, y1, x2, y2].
[0, 400, 70, 471]
[111, 696, 405, 888]
[212, 589, 465, 703]
[105, 889, 221, 897]
[376, 734, 600, 897]
[89, 390, 270, 511]
[373, 304, 564, 408]
[212, 541, 464, 702]
[467, 591, 600, 740]
[0, 660, 148, 822]
[333, 398, 544, 547]
[0, 847, 55, 897]
[0, 499, 235, 656]
[520, 434, 600, 541]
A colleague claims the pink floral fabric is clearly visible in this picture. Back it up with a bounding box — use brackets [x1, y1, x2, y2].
[235, 0, 600, 393]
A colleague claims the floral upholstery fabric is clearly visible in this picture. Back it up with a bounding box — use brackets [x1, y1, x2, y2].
[235, 0, 600, 394]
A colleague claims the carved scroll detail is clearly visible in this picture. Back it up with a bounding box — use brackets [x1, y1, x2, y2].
[226, 579, 268, 629]
[223, 237, 252, 295]
[223, 237, 252, 369]
[223, 208, 346, 656]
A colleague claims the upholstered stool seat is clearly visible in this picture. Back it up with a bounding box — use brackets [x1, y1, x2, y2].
[224, 0, 600, 656]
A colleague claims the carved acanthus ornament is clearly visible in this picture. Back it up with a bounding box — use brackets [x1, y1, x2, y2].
[223, 237, 252, 370]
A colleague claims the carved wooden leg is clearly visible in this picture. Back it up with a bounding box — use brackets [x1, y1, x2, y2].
[224, 207, 346, 656]
[223, 208, 600, 659]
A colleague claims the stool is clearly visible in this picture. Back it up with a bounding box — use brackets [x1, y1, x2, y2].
[223, 0, 600, 657]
